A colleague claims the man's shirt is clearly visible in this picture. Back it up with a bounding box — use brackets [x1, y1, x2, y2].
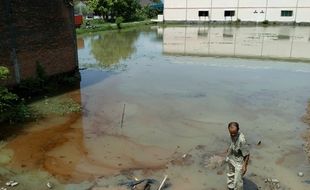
[227, 132, 250, 164]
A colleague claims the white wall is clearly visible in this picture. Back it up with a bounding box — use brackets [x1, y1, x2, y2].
[164, 0, 310, 23]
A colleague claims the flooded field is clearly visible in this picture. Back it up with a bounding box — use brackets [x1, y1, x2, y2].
[1, 25, 310, 189]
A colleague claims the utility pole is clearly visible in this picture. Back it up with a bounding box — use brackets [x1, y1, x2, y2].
[294, 0, 299, 23]
[264, 0, 269, 21]
[185, 0, 188, 22]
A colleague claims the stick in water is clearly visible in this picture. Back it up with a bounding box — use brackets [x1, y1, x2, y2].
[158, 175, 168, 190]
[120, 104, 126, 128]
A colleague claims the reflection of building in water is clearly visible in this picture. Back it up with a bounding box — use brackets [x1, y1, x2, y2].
[77, 38, 85, 49]
[164, 0, 310, 23]
[162, 26, 310, 61]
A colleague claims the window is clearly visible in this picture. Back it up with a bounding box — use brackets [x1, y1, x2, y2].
[198, 11, 209, 17]
[281, 10, 293, 17]
[224, 10, 235, 17]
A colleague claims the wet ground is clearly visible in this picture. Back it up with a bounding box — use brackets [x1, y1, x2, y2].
[1, 26, 310, 189]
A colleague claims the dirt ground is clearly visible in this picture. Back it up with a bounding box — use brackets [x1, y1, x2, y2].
[302, 101, 310, 160]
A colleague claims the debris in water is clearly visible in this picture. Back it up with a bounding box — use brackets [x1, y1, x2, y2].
[120, 104, 126, 128]
[265, 178, 281, 189]
[298, 172, 304, 177]
[257, 140, 261, 146]
[5, 181, 14, 186]
[170, 153, 194, 166]
[158, 175, 168, 190]
[10, 182, 18, 187]
[47, 182, 53, 189]
[119, 178, 158, 189]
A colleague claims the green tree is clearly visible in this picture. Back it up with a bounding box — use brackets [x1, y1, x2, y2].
[86, 0, 142, 22]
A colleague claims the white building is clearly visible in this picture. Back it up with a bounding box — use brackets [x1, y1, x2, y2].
[164, 0, 310, 23]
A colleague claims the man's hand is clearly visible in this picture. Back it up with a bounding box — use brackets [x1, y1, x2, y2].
[242, 164, 247, 176]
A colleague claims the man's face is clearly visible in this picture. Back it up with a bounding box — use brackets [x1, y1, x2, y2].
[228, 126, 239, 141]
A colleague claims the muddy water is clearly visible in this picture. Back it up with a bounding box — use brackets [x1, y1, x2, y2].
[1, 26, 310, 189]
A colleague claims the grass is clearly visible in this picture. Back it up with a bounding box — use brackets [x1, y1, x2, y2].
[76, 20, 154, 35]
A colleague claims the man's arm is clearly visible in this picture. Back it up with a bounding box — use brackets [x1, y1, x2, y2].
[242, 154, 250, 176]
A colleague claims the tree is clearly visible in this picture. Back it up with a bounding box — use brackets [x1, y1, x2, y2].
[86, 0, 142, 22]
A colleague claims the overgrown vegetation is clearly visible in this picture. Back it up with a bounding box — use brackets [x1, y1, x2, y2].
[262, 20, 269, 25]
[85, 0, 162, 22]
[0, 66, 32, 123]
[0, 63, 81, 125]
[16, 63, 80, 97]
[75, 0, 162, 34]
[76, 20, 152, 34]
[115, 16, 124, 29]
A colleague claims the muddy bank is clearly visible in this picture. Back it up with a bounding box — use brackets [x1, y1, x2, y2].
[302, 101, 310, 160]
[4, 113, 171, 183]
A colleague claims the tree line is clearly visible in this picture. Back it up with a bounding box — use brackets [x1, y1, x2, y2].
[76, 0, 162, 22]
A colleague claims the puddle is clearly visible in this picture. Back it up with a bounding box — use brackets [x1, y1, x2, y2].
[1, 26, 310, 189]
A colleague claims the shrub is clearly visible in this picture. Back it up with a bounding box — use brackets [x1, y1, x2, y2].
[262, 20, 269, 25]
[0, 66, 32, 123]
[116, 16, 124, 29]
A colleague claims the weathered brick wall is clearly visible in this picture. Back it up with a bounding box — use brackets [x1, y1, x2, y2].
[0, 0, 78, 85]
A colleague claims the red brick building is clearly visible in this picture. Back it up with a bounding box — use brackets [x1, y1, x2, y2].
[0, 0, 78, 85]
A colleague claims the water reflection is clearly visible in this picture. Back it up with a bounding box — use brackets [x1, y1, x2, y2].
[77, 37, 84, 49]
[91, 31, 139, 68]
[161, 26, 310, 61]
[3, 25, 310, 189]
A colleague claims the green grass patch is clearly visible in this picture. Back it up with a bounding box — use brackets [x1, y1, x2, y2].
[76, 20, 154, 35]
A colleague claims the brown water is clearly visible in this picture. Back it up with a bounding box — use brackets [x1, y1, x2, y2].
[1, 26, 310, 189]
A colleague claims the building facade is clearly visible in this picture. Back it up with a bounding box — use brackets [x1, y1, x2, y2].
[164, 0, 310, 23]
[0, 0, 78, 85]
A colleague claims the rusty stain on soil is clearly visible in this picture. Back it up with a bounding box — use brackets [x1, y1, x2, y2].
[5, 111, 171, 183]
[302, 101, 310, 160]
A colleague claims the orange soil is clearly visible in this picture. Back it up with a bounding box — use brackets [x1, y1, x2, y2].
[302, 101, 310, 160]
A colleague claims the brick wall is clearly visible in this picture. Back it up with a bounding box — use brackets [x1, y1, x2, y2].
[0, 0, 78, 85]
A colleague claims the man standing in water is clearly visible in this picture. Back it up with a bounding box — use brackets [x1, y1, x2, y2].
[226, 122, 250, 190]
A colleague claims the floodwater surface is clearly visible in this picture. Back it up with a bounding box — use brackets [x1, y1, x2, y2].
[1, 26, 310, 189]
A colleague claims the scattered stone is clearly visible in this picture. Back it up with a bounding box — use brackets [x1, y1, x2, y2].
[171, 154, 194, 166]
[10, 182, 18, 187]
[5, 181, 13, 186]
[265, 178, 281, 189]
[5, 181, 18, 187]
[264, 178, 279, 183]
[272, 179, 279, 183]
[257, 140, 261, 146]
[47, 182, 53, 189]
[298, 172, 304, 177]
